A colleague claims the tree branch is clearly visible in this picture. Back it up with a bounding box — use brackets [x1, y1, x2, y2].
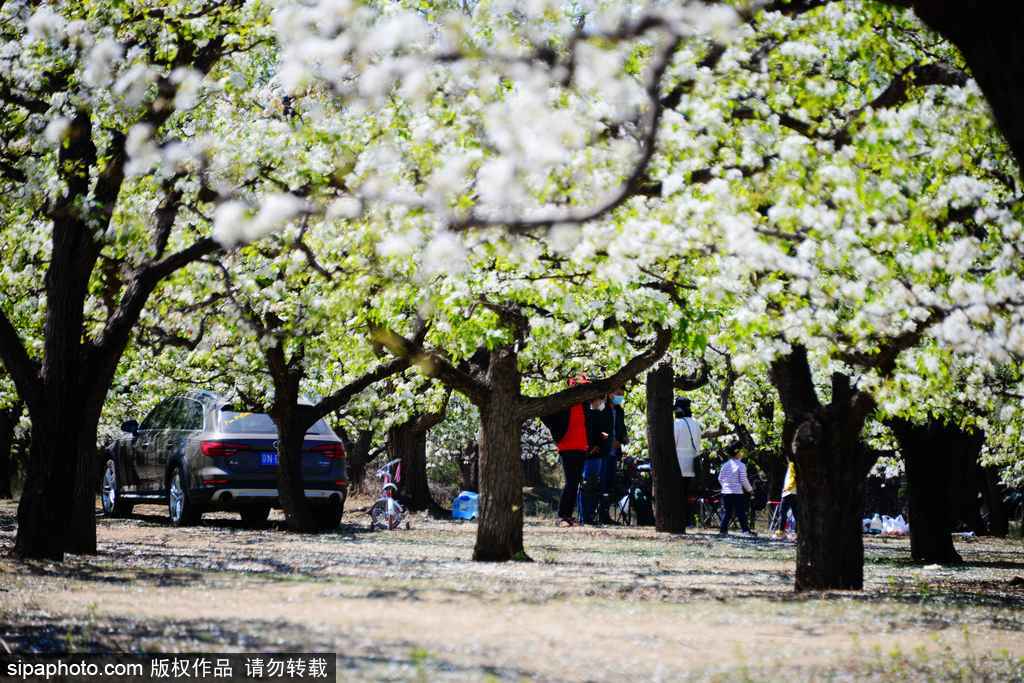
[833, 307, 943, 377]
[447, 35, 682, 233]
[516, 326, 672, 419]
[0, 308, 41, 409]
[369, 325, 489, 404]
[310, 356, 413, 422]
[768, 345, 821, 419]
[94, 237, 220, 363]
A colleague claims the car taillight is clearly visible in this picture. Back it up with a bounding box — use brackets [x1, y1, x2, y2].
[200, 441, 250, 458]
[310, 442, 346, 460]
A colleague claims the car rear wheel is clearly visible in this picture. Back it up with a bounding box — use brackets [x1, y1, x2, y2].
[101, 459, 133, 518]
[168, 466, 202, 527]
[239, 505, 271, 527]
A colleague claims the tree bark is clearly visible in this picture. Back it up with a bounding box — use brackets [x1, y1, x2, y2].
[260, 347, 409, 532]
[65, 413, 104, 554]
[388, 421, 421, 506]
[770, 349, 876, 591]
[275, 414, 319, 533]
[343, 428, 373, 494]
[389, 398, 448, 513]
[522, 453, 543, 488]
[889, 418, 962, 564]
[791, 412, 873, 590]
[16, 422, 76, 559]
[269, 369, 318, 533]
[473, 347, 527, 562]
[389, 421, 437, 513]
[646, 362, 686, 533]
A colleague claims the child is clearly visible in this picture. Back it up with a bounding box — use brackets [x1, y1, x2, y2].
[775, 459, 798, 539]
[718, 443, 755, 537]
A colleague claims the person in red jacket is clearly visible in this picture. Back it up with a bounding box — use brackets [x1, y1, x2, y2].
[541, 374, 594, 526]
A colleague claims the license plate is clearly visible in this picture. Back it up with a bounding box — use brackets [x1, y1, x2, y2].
[260, 451, 278, 466]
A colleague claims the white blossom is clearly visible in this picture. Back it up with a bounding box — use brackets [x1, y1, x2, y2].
[43, 117, 71, 144]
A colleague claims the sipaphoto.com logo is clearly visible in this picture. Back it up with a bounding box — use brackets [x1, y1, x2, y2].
[6, 658, 143, 680]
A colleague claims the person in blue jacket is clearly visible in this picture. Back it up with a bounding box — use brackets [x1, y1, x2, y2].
[598, 386, 628, 523]
[578, 395, 612, 525]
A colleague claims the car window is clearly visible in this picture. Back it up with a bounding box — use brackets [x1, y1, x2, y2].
[218, 408, 332, 435]
[139, 399, 173, 431]
[308, 419, 333, 435]
[219, 410, 277, 434]
[162, 399, 188, 430]
[181, 399, 204, 431]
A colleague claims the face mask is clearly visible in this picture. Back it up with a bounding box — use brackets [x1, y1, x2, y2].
[593, 400, 606, 410]
[611, 395, 625, 405]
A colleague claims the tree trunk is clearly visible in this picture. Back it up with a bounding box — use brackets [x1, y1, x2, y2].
[345, 429, 373, 494]
[522, 453, 543, 488]
[16, 422, 76, 559]
[6, 105, 219, 560]
[981, 464, 1009, 537]
[890, 418, 962, 565]
[0, 405, 19, 499]
[271, 378, 318, 533]
[65, 415, 103, 554]
[791, 413, 872, 590]
[646, 363, 686, 533]
[276, 418, 318, 533]
[770, 350, 876, 591]
[389, 420, 434, 512]
[473, 347, 527, 562]
[389, 397, 448, 514]
[957, 428, 986, 534]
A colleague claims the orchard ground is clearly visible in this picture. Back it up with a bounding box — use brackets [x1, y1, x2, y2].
[1, 498, 1023, 682]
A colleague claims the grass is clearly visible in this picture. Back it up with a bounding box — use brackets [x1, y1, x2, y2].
[0, 498, 1022, 681]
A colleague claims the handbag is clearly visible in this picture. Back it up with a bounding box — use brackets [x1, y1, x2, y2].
[682, 418, 701, 480]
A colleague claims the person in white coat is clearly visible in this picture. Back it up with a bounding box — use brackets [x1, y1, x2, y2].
[673, 397, 700, 528]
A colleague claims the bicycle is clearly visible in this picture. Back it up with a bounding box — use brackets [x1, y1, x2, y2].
[610, 457, 653, 526]
[369, 458, 406, 530]
[694, 489, 760, 531]
[766, 499, 783, 535]
[694, 491, 721, 529]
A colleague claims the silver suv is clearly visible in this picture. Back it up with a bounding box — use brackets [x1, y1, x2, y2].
[101, 390, 347, 528]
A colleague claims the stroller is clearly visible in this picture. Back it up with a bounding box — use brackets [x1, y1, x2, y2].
[609, 456, 655, 526]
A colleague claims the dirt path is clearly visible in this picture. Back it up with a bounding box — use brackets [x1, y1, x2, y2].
[2, 499, 1023, 680]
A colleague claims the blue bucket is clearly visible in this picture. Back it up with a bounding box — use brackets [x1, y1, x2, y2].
[452, 491, 479, 520]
